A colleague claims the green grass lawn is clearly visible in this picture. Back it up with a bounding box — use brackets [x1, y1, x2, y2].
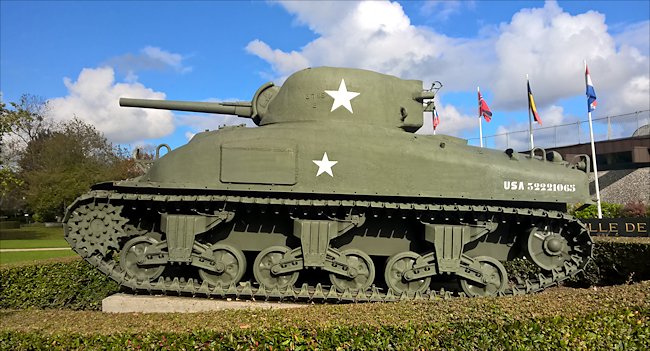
[0, 226, 72, 265]
[0, 226, 67, 248]
[0, 238, 69, 249]
[0, 250, 77, 265]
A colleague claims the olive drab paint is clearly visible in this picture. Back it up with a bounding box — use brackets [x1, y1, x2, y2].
[65, 67, 594, 301]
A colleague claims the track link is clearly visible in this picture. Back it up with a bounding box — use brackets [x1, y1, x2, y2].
[64, 190, 593, 302]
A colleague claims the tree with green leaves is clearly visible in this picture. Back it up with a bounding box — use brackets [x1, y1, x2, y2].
[0, 94, 52, 216]
[2, 95, 142, 221]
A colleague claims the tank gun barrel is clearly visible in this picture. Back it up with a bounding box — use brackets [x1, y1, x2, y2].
[119, 98, 253, 118]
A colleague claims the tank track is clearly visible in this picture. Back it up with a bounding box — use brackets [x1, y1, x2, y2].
[64, 190, 593, 302]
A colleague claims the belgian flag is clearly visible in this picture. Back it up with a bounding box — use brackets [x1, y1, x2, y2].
[528, 80, 542, 125]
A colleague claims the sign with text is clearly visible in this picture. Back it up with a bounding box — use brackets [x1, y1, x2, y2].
[584, 218, 649, 237]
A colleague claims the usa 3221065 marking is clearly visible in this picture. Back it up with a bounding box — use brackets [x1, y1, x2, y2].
[503, 181, 576, 192]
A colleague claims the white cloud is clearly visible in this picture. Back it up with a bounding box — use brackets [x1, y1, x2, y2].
[493, 124, 528, 151]
[538, 104, 565, 127]
[614, 20, 650, 56]
[248, 1, 466, 82]
[620, 76, 650, 109]
[176, 112, 257, 140]
[47, 67, 175, 143]
[416, 100, 475, 135]
[246, 40, 310, 79]
[420, 1, 471, 22]
[176, 97, 259, 132]
[491, 105, 588, 150]
[279, 1, 360, 34]
[107, 46, 192, 77]
[247, 0, 649, 136]
[141, 46, 192, 73]
[491, 1, 649, 116]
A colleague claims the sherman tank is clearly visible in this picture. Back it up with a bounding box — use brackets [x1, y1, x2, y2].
[64, 67, 593, 301]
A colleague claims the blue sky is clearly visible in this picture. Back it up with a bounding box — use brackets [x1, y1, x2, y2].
[1, 0, 649, 151]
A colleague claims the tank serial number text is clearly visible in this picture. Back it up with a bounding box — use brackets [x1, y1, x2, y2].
[503, 181, 576, 192]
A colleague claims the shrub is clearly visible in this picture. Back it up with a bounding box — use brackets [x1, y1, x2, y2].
[570, 237, 650, 287]
[1, 238, 649, 311]
[572, 202, 623, 219]
[0, 259, 119, 310]
[621, 201, 648, 218]
[502, 237, 650, 288]
[31, 213, 45, 223]
[1, 307, 648, 350]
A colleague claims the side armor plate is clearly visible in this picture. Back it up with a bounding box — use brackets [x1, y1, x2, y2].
[220, 141, 297, 185]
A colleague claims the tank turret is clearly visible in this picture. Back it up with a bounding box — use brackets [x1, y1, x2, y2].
[120, 67, 436, 131]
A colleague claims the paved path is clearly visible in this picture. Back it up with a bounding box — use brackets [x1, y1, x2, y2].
[103, 293, 308, 313]
[0, 247, 71, 252]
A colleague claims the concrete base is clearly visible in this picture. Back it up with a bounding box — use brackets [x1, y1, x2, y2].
[102, 293, 308, 313]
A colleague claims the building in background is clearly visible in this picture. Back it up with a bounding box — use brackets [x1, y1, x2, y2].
[547, 125, 649, 205]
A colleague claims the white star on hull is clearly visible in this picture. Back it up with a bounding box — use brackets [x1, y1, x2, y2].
[325, 79, 360, 113]
[313, 152, 338, 177]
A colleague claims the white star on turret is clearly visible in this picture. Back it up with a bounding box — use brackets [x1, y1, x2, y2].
[312, 152, 338, 177]
[325, 79, 360, 113]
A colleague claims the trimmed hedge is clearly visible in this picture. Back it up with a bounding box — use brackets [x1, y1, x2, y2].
[0, 258, 119, 310]
[505, 237, 650, 287]
[1, 237, 648, 311]
[575, 237, 650, 287]
[1, 281, 648, 349]
[1, 307, 648, 350]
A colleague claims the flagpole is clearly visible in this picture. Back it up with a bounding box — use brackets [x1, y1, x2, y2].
[527, 74, 534, 150]
[478, 86, 483, 147]
[585, 60, 602, 219]
[479, 117, 483, 147]
[588, 110, 602, 218]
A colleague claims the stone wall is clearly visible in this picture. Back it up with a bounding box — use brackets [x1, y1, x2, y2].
[589, 167, 649, 205]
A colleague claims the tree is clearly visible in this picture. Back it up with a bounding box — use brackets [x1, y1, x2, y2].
[0, 95, 52, 216]
[19, 118, 139, 221]
[0, 167, 25, 216]
[1, 94, 52, 162]
[2, 94, 144, 221]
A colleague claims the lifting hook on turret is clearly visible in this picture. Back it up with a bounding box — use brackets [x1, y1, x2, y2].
[413, 81, 443, 115]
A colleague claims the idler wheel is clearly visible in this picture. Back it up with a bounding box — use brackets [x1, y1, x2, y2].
[459, 256, 508, 297]
[384, 251, 430, 295]
[526, 227, 571, 271]
[330, 249, 375, 292]
[120, 236, 165, 281]
[253, 246, 299, 289]
[198, 244, 246, 287]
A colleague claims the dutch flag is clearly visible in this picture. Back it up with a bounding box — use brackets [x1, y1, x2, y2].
[585, 63, 598, 112]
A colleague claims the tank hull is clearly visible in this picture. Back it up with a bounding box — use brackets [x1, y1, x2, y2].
[118, 122, 591, 206]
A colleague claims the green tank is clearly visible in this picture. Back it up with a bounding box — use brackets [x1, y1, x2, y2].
[64, 67, 593, 301]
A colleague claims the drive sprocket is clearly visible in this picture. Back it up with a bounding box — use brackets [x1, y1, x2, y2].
[66, 203, 129, 257]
